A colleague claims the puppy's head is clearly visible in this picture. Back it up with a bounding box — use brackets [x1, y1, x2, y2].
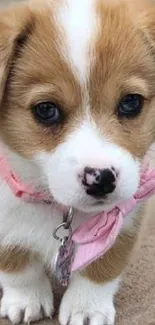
[0, 0, 155, 213]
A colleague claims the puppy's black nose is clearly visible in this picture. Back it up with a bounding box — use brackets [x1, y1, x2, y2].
[83, 167, 116, 197]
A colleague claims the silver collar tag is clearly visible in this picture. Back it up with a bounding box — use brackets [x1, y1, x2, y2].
[53, 207, 76, 287]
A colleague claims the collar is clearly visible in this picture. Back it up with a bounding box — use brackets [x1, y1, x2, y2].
[1, 155, 155, 272]
[0, 155, 52, 203]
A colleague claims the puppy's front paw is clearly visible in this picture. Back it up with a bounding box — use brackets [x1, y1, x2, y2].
[0, 274, 54, 324]
[59, 275, 118, 325]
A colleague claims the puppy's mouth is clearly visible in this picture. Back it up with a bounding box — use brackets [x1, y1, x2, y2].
[92, 200, 105, 206]
[70, 196, 120, 214]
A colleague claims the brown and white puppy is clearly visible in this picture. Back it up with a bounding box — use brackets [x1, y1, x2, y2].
[0, 0, 155, 324]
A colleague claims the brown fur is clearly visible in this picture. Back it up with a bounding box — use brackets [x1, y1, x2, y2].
[83, 231, 135, 283]
[89, 0, 155, 159]
[0, 3, 83, 157]
[0, 246, 34, 273]
[83, 226, 141, 283]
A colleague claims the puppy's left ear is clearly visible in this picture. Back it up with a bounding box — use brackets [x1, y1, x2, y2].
[0, 4, 34, 105]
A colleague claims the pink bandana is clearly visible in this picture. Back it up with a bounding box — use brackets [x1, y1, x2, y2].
[0, 156, 52, 203]
[0, 155, 155, 272]
[71, 164, 155, 271]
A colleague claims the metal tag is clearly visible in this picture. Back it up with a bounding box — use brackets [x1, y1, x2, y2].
[54, 236, 76, 287]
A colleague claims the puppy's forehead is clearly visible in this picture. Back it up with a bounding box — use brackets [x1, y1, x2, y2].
[57, 0, 98, 83]
[25, 0, 154, 104]
[55, 0, 146, 86]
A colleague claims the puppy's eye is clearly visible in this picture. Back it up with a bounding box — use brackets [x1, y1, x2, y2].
[32, 102, 63, 125]
[118, 94, 144, 118]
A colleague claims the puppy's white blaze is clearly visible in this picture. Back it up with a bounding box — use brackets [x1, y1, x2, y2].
[59, 0, 97, 82]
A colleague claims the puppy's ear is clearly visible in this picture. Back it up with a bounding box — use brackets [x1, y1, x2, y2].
[0, 4, 34, 104]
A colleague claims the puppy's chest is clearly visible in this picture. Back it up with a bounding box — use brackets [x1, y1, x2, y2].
[0, 183, 86, 263]
[0, 181, 140, 268]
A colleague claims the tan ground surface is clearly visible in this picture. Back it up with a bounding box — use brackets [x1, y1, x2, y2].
[0, 0, 155, 323]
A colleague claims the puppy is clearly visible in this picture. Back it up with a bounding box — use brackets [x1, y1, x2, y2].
[0, 0, 155, 324]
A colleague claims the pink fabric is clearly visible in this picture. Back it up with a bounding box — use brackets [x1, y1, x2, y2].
[0, 156, 51, 203]
[71, 164, 155, 271]
[1, 154, 155, 273]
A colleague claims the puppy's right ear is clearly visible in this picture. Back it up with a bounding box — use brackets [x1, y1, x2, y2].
[0, 4, 34, 104]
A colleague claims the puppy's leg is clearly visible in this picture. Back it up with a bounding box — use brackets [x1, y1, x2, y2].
[59, 230, 136, 325]
[0, 247, 54, 324]
[60, 274, 118, 325]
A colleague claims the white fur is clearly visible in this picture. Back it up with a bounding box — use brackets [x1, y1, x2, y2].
[0, 262, 53, 323]
[59, 274, 119, 325]
[59, 0, 97, 82]
[0, 119, 140, 258]
[0, 118, 141, 324]
[36, 120, 140, 216]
